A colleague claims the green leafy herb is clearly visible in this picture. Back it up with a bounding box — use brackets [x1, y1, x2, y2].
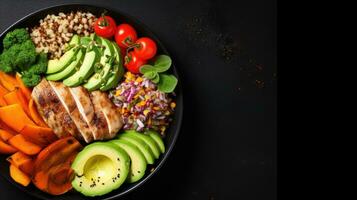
[152, 55, 172, 72]
[140, 65, 156, 74]
[158, 74, 177, 93]
[137, 54, 177, 93]
[143, 71, 158, 80]
[152, 73, 160, 84]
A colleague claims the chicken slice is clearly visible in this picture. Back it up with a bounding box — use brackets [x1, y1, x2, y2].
[90, 91, 123, 138]
[48, 81, 94, 143]
[31, 79, 78, 138]
[69, 87, 109, 140]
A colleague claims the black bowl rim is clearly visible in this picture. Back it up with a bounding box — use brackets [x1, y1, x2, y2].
[0, 3, 183, 200]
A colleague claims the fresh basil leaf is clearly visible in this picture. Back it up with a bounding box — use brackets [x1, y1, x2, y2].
[158, 74, 178, 93]
[140, 65, 157, 74]
[152, 73, 160, 84]
[143, 71, 157, 80]
[153, 55, 172, 73]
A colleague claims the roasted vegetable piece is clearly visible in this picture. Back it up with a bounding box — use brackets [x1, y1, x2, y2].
[20, 124, 57, 146]
[33, 136, 82, 195]
[9, 164, 31, 186]
[28, 99, 48, 127]
[7, 151, 34, 175]
[0, 104, 35, 132]
[8, 134, 42, 155]
[0, 139, 17, 154]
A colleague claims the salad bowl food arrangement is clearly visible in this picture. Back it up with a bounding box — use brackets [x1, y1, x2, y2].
[0, 4, 182, 199]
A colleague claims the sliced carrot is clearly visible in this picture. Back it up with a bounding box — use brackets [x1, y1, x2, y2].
[3, 88, 31, 117]
[9, 164, 31, 187]
[7, 151, 34, 175]
[32, 171, 49, 191]
[0, 71, 18, 91]
[0, 129, 14, 142]
[28, 99, 48, 127]
[20, 124, 57, 147]
[8, 134, 42, 155]
[0, 83, 8, 106]
[15, 73, 32, 102]
[33, 137, 82, 195]
[34, 137, 82, 172]
[0, 104, 35, 132]
[47, 165, 73, 195]
[0, 119, 18, 135]
[0, 98, 6, 106]
[34, 150, 77, 195]
[0, 139, 18, 154]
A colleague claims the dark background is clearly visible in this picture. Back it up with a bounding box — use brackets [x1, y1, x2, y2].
[0, 0, 277, 199]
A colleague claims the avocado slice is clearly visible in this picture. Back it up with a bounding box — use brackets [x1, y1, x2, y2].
[110, 139, 147, 183]
[46, 35, 80, 74]
[71, 142, 130, 197]
[100, 42, 125, 91]
[63, 45, 100, 87]
[84, 37, 115, 91]
[118, 134, 155, 165]
[146, 130, 165, 154]
[122, 130, 161, 159]
[46, 49, 85, 81]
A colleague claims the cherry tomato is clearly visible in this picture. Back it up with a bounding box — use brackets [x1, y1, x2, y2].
[115, 24, 138, 49]
[124, 51, 146, 73]
[93, 15, 117, 38]
[133, 37, 157, 60]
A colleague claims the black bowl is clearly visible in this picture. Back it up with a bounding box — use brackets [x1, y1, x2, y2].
[0, 3, 183, 200]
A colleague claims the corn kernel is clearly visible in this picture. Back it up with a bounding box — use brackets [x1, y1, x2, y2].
[138, 101, 146, 106]
[136, 77, 143, 83]
[143, 110, 150, 116]
[153, 106, 160, 111]
[170, 102, 176, 109]
[115, 90, 122, 96]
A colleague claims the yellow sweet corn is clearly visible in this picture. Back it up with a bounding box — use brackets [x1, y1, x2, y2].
[143, 110, 150, 116]
[136, 76, 143, 83]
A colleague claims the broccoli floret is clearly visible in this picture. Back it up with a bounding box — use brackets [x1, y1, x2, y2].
[3, 28, 31, 50]
[0, 32, 37, 73]
[0, 28, 48, 87]
[28, 53, 48, 74]
[0, 53, 15, 73]
[21, 71, 41, 87]
[15, 40, 37, 71]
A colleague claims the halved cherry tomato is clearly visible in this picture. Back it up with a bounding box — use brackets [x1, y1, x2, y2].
[115, 24, 138, 49]
[124, 51, 147, 74]
[94, 15, 117, 38]
[133, 37, 157, 60]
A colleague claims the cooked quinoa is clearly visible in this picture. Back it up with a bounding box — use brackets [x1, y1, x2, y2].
[30, 11, 97, 59]
[109, 72, 176, 136]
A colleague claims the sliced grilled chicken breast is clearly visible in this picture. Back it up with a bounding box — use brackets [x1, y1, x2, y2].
[48, 81, 94, 143]
[69, 87, 109, 140]
[31, 79, 78, 138]
[90, 91, 123, 138]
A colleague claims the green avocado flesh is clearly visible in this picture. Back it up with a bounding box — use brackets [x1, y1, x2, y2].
[63, 46, 100, 87]
[122, 130, 161, 159]
[100, 41, 124, 91]
[46, 49, 84, 81]
[110, 139, 147, 183]
[146, 130, 166, 154]
[46, 35, 80, 74]
[118, 134, 155, 165]
[71, 142, 130, 197]
[84, 37, 114, 91]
